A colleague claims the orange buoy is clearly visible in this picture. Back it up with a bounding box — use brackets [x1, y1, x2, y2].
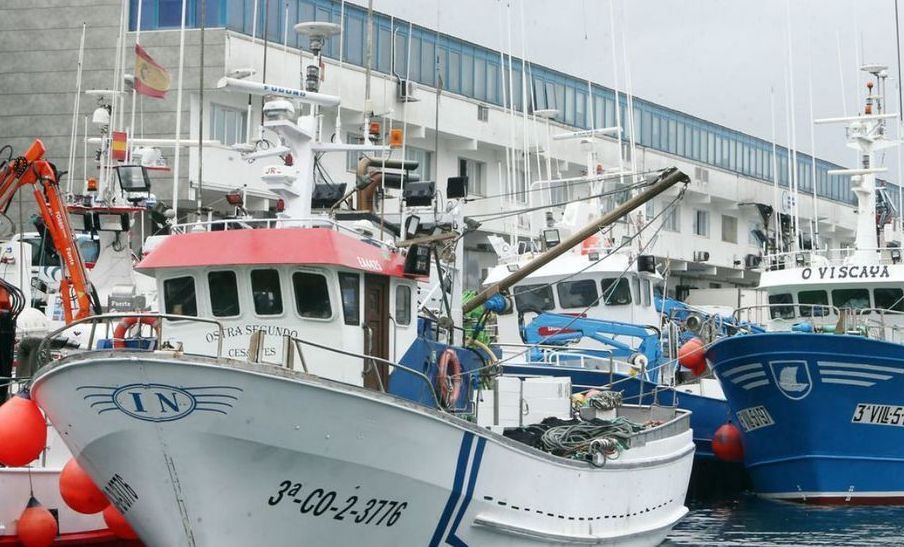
[60, 458, 110, 514]
[678, 338, 707, 375]
[16, 496, 58, 547]
[0, 391, 47, 466]
[103, 504, 138, 540]
[712, 422, 744, 462]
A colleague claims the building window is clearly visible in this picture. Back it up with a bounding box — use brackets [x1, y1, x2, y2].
[164, 276, 197, 316]
[338, 272, 360, 325]
[406, 146, 433, 181]
[346, 132, 366, 172]
[693, 210, 709, 237]
[208, 271, 240, 317]
[644, 201, 654, 221]
[721, 215, 738, 243]
[251, 269, 283, 316]
[556, 279, 599, 309]
[292, 272, 331, 319]
[663, 206, 680, 232]
[458, 158, 485, 196]
[396, 285, 412, 325]
[513, 284, 555, 312]
[210, 103, 247, 146]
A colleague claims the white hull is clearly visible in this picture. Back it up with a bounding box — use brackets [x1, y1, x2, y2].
[32, 351, 694, 546]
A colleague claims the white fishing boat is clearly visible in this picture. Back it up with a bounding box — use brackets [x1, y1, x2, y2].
[17, 22, 695, 546]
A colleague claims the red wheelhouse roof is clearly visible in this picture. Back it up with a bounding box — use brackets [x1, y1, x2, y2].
[137, 228, 411, 278]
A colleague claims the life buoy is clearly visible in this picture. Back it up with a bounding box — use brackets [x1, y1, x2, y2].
[436, 348, 462, 407]
[113, 316, 160, 349]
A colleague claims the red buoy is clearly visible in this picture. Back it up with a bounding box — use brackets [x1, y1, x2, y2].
[678, 338, 707, 376]
[60, 458, 110, 514]
[0, 391, 47, 466]
[712, 422, 744, 462]
[16, 496, 58, 547]
[103, 505, 138, 540]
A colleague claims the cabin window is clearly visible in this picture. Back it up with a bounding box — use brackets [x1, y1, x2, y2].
[293, 272, 331, 319]
[600, 278, 632, 306]
[396, 285, 412, 325]
[251, 269, 283, 315]
[642, 279, 652, 307]
[163, 276, 197, 317]
[631, 277, 641, 305]
[768, 293, 794, 319]
[337, 273, 360, 325]
[874, 288, 904, 312]
[556, 280, 599, 309]
[513, 284, 555, 312]
[798, 290, 829, 317]
[832, 288, 871, 311]
[208, 271, 240, 317]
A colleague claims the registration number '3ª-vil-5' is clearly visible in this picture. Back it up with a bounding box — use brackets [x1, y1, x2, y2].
[852, 403, 904, 426]
[267, 480, 407, 528]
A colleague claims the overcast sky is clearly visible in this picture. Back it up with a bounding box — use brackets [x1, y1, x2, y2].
[350, 0, 904, 180]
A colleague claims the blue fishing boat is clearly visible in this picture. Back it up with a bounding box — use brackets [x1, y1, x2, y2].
[707, 65, 904, 504]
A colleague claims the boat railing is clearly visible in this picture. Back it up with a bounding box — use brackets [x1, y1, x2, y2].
[732, 304, 840, 330]
[169, 216, 397, 252]
[852, 308, 904, 342]
[762, 247, 903, 270]
[37, 312, 226, 364]
[288, 334, 442, 409]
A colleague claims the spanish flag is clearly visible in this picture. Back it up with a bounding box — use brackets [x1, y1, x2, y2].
[134, 44, 170, 99]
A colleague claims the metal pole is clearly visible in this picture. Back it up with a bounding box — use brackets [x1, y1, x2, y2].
[197, 0, 206, 216]
[463, 167, 688, 313]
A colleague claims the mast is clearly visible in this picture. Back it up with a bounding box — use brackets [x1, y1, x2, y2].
[816, 65, 897, 263]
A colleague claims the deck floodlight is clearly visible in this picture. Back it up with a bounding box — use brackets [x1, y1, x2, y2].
[542, 229, 561, 249]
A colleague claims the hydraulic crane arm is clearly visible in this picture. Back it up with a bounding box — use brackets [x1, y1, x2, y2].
[0, 139, 97, 323]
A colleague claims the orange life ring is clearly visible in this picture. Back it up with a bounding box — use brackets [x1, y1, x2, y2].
[436, 348, 462, 407]
[112, 316, 160, 348]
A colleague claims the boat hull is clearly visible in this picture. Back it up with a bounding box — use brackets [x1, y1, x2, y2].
[709, 332, 904, 504]
[32, 351, 694, 546]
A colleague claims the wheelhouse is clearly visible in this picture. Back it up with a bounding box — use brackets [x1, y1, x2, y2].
[137, 225, 421, 386]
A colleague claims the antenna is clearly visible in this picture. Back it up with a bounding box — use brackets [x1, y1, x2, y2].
[295, 22, 341, 95]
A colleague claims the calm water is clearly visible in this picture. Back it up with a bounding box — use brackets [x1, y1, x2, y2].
[665, 495, 904, 546]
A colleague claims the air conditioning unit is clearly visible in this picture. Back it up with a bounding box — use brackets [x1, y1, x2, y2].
[398, 79, 418, 102]
[745, 253, 762, 269]
[693, 251, 710, 262]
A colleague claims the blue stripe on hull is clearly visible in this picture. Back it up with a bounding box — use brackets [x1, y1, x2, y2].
[501, 364, 730, 460]
[709, 332, 904, 501]
[430, 433, 474, 547]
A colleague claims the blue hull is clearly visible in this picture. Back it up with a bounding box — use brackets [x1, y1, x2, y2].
[501, 363, 732, 460]
[708, 332, 904, 504]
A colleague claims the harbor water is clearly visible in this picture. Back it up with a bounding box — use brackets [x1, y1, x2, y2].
[666, 495, 904, 546]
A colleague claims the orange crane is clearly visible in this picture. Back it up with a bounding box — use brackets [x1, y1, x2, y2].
[0, 139, 98, 323]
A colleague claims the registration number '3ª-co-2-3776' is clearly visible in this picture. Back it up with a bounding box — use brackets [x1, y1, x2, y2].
[267, 480, 407, 528]
[736, 406, 775, 432]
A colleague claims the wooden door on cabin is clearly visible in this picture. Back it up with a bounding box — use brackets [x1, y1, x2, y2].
[363, 274, 390, 390]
